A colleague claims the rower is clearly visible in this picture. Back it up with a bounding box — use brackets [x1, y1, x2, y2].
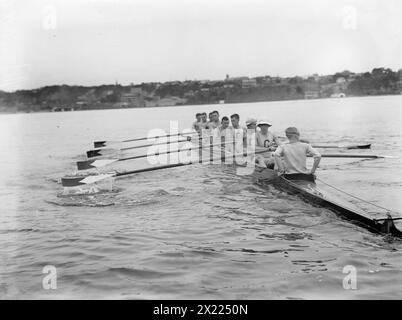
[208, 110, 220, 129]
[192, 113, 202, 132]
[227, 113, 247, 160]
[230, 113, 246, 141]
[219, 116, 231, 134]
[201, 112, 208, 126]
[273, 127, 321, 176]
[245, 118, 258, 131]
[245, 117, 258, 150]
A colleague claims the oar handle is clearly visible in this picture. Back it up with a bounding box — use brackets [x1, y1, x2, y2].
[94, 131, 199, 147]
[119, 135, 198, 151]
[122, 131, 198, 142]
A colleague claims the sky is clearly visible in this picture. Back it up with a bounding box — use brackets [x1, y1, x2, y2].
[0, 0, 402, 91]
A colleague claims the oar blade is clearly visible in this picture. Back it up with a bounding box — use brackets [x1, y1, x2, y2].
[77, 158, 119, 170]
[86, 148, 117, 158]
[94, 141, 107, 148]
[87, 149, 102, 158]
[61, 174, 114, 187]
[346, 143, 371, 149]
[77, 159, 95, 171]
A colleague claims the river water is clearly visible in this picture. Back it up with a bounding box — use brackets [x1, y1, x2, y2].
[0, 95, 401, 299]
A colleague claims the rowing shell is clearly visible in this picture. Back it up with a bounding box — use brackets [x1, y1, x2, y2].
[253, 167, 402, 237]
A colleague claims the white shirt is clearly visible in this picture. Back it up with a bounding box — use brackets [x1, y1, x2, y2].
[208, 121, 220, 129]
[274, 141, 321, 174]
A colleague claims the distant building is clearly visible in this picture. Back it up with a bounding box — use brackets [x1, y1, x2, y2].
[227, 76, 249, 82]
[330, 92, 346, 98]
[223, 84, 235, 89]
[76, 89, 97, 106]
[121, 87, 145, 108]
[304, 91, 320, 99]
[184, 90, 195, 98]
[241, 79, 257, 88]
[336, 77, 347, 84]
[158, 96, 187, 107]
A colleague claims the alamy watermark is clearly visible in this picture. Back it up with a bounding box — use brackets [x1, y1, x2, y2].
[42, 265, 57, 290]
[342, 265, 357, 290]
[145, 121, 259, 176]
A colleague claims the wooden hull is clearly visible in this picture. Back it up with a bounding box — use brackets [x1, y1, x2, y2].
[253, 168, 402, 237]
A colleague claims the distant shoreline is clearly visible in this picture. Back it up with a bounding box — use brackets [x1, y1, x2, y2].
[1, 93, 402, 115]
[2, 68, 401, 114]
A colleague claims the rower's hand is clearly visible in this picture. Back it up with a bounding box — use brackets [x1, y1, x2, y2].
[308, 169, 316, 177]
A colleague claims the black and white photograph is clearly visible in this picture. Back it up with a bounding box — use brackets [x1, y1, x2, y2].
[1, 0, 402, 303]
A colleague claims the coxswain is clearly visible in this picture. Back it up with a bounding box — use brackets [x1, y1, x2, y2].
[254, 120, 279, 168]
[256, 120, 280, 150]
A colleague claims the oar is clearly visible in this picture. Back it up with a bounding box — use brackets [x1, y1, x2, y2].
[79, 139, 239, 170]
[63, 149, 269, 187]
[87, 136, 196, 158]
[317, 153, 396, 159]
[62, 163, 189, 187]
[78, 147, 192, 170]
[278, 136, 371, 149]
[313, 143, 371, 150]
[94, 131, 198, 148]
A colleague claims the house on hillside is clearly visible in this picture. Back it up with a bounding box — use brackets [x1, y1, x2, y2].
[330, 92, 346, 98]
[304, 90, 320, 99]
[157, 96, 187, 107]
[241, 79, 257, 88]
[76, 89, 97, 108]
[227, 76, 249, 82]
[336, 77, 347, 84]
[121, 87, 145, 108]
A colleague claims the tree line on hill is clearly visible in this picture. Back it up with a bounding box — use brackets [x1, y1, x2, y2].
[0, 67, 401, 113]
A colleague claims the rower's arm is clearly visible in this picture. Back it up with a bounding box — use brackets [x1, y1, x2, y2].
[311, 156, 321, 174]
[307, 145, 321, 174]
[273, 146, 285, 173]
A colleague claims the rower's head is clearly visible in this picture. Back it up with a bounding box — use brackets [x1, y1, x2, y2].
[212, 110, 220, 122]
[246, 118, 257, 130]
[201, 112, 207, 122]
[230, 113, 240, 128]
[221, 116, 230, 129]
[195, 113, 202, 121]
[257, 120, 272, 134]
[285, 127, 300, 141]
[208, 112, 214, 122]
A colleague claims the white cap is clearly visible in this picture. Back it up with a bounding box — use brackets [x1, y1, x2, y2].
[245, 118, 257, 126]
[257, 120, 272, 126]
